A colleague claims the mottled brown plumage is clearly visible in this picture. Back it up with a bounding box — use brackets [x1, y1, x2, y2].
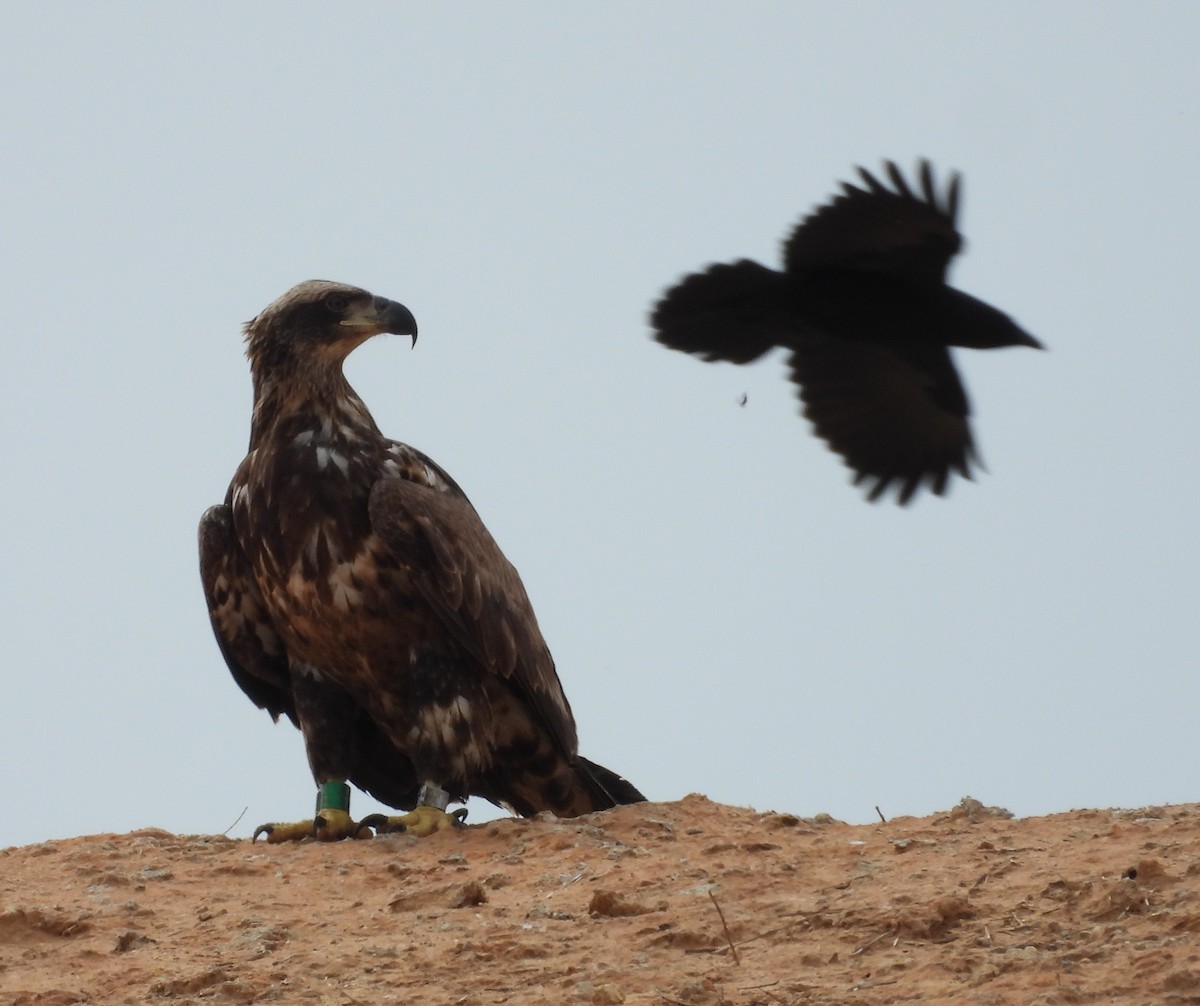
[652, 160, 1042, 503]
[199, 281, 641, 829]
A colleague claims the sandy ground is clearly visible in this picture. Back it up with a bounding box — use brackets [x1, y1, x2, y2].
[3, 795, 1200, 1005]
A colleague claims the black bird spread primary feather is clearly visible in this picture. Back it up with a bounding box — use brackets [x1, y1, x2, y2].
[199, 281, 642, 835]
[651, 160, 1042, 503]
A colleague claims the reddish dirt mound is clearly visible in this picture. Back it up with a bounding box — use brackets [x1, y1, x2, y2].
[3, 795, 1200, 1004]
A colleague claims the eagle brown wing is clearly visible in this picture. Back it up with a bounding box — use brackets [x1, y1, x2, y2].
[201, 501, 427, 809]
[198, 503, 295, 723]
[367, 475, 579, 761]
[788, 337, 976, 503]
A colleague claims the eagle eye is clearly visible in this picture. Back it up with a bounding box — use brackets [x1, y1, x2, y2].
[324, 293, 349, 314]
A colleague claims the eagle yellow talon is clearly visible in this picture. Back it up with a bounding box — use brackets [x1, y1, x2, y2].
[359, 805, 468, 837]
[314, 808, 367, 841]
[253, 819, 313, 843]
[252, 808, 368, 843]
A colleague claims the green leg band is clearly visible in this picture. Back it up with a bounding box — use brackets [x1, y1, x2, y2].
[316, 781, 351, 813]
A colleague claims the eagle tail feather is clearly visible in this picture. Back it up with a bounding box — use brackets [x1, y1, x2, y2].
[576, 756, 646, 808]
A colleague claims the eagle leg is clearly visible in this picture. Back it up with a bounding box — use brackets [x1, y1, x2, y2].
[251, 781, 372, 843]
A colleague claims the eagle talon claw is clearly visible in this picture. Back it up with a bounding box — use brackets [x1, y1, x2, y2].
[356, 813, 393, 836]
[357, 805, 467, 838]
[251, 808, 366, 843]
[252, 820, 316, 844]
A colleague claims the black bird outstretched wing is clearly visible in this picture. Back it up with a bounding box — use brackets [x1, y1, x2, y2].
[367, 475, 580, 761]
[783, 159, 962, 281]
[787, 339, 975, 504]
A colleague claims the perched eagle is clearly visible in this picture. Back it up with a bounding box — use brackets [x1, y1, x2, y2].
[651, 160, 1042, 503]
[199, 281, 643, 840]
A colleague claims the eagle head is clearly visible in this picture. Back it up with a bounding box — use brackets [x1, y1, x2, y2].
[244, 280, 418, 377]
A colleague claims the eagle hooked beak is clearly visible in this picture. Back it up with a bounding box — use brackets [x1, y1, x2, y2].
[341, 295, 419, 347]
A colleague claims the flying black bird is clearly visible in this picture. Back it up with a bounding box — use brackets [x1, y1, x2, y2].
[651, 160, 1042, 503]
[199, 281, 643, 841]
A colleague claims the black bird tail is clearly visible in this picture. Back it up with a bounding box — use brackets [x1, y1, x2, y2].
[576, 755, 646, 808]
[651, 259, 791, 365]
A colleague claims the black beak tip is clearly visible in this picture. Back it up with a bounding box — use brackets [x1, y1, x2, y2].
[374, 296, 419, 344]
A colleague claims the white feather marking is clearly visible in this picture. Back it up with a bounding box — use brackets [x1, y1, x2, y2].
[326, 550, 374, 612]
[304, 529, 325, 566]
[293, 663, 323, 681]
[312, 445, 350, 476]
[330, 577, 359, 612]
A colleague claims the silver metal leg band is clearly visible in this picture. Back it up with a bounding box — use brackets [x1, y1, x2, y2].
[417, 782, 451, 811]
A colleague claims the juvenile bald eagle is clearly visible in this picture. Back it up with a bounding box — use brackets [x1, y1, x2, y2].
[199, 281, 643, 840]
[651, 160, 1042, 503]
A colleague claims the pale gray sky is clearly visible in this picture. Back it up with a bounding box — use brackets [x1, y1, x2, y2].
[3, 4, 1198, 849]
